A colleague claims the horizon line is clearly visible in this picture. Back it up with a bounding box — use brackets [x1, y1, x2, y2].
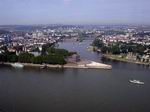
[0, 23, 150, 26]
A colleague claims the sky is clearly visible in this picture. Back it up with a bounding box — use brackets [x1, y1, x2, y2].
[0, 0, 150, 25]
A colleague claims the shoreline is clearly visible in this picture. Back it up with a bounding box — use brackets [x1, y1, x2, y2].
[91, 45, 150, 66]
[103, 54, 150, 66]
[1, 60, 112, 70]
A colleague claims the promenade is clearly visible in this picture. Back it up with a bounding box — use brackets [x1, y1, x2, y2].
[2, 60, 112, 70]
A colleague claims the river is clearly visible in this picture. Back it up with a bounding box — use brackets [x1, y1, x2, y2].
[0, 40, 150, 112]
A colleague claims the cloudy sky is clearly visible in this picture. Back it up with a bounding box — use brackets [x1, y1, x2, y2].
[0, 0, 150, 25]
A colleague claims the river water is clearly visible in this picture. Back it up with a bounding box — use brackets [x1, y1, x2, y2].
[0, 40, 150, 112]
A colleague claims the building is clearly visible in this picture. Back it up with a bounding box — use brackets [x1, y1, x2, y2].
[67, 54, 80, 63]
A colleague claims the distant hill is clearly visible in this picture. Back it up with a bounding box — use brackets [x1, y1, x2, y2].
[0, 30, 11, 34]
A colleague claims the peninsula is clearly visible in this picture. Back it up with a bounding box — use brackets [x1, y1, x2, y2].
[3, 60, 112, 70]
[0, 46, 112, 70]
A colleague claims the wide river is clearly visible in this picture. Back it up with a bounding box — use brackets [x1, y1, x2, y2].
[0, 40, 150, 112]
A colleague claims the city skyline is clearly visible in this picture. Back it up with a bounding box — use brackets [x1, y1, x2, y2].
[0, 0, 150, 25]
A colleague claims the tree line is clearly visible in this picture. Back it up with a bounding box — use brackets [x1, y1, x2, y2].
[93, 38, 150, 55]
[0, 47, 75, 65]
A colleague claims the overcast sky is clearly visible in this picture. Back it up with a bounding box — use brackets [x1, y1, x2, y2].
[0, 0, 150, 25]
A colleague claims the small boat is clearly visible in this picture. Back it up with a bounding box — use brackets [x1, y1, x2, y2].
[40, 65, 47, 69]
[11, 63, 24, 68]
[129, 79, 144, 85]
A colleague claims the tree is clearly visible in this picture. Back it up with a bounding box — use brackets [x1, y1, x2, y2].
[1, 45, 8, 53]
[92, 39, 104, 48]
[120, 45, 127, 54]
[7, 54, 18, 62]
[101, 46, 108, 54]
[18, 53, 34, 63]
[0, 54, 7, 62]
[31, 56, 43, 64]
[43, 54, 66, 65]
[47, 48, 69, 57]
[111, 46, 120, 54]
[41, 43, 54, 55]
[135, 44, 145, 55]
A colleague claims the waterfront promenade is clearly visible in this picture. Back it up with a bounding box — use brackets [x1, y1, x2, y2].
[103, 54, 150, 66]
[2, 60, 112, 70]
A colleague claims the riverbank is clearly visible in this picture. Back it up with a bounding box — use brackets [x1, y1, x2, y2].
[2, 60, 112, 70]
[103, 54, 150, 66]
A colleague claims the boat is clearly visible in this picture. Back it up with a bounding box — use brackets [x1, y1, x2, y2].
[129, 79, 144, 85]
[11, 63, 24, 68]
[40, 65, 47, 69]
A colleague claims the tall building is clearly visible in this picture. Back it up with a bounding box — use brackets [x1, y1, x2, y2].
[4, 34, 11, 43]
